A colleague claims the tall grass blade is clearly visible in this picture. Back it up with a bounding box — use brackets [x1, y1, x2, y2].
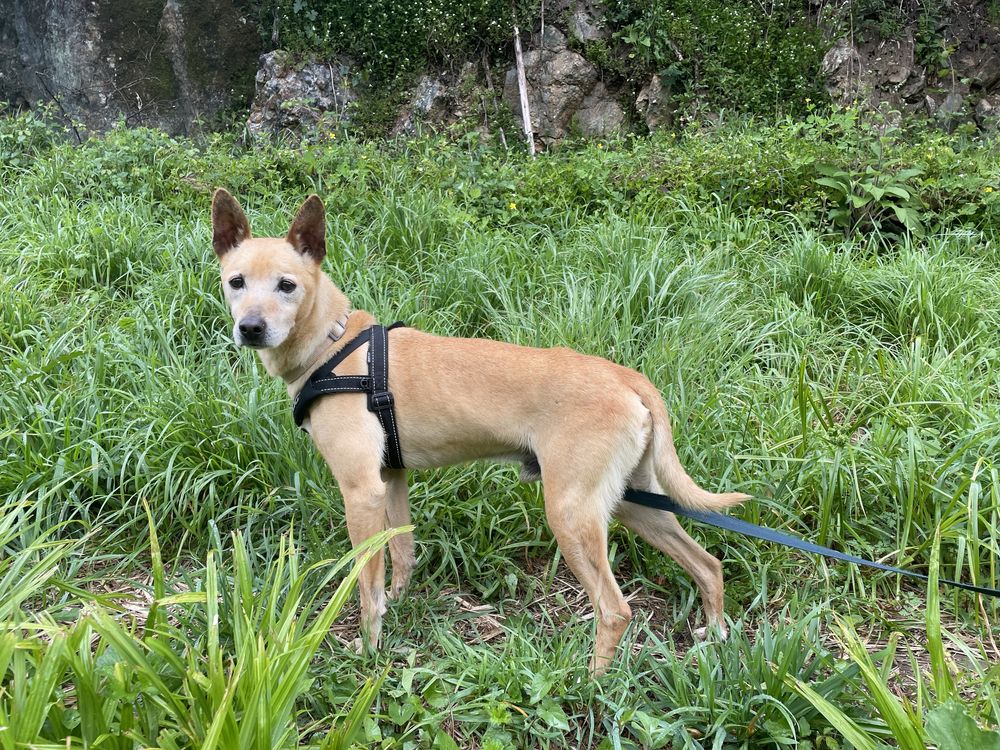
[834, 618, 925, 750]
[320, 671, 387, 750]
[926, 523, 957, 702]
[784, 673, 878, 750]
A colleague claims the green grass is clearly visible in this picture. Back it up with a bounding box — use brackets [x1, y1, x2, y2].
[1, 110, 1000, 747]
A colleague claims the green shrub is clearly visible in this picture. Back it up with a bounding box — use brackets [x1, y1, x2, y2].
[265, 0, 539, 84]
[0, 518, 393, 748]
[849, 0, 907, 41]
[0, 104, 64, 170]
[605, 0, 830, 118]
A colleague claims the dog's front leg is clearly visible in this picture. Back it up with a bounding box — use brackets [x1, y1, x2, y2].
[384, 468, 415, 600]
[342, 477, 390, 649]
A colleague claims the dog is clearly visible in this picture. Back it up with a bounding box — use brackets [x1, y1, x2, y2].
[211, 189, 748, 675]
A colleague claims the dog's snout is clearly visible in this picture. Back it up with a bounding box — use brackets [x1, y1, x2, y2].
[238, 316, 267, 344]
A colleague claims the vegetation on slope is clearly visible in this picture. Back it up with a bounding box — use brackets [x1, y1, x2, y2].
[1, 109, 999, 746]
[264, 0, 829, 119]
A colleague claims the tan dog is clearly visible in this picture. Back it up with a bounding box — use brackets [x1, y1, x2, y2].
[211, 189, 748, 674]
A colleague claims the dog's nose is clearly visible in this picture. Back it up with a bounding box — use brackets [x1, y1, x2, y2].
[238, 316, 267, 341]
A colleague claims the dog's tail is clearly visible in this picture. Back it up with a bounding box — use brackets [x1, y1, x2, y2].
[635, 378, 749, 512]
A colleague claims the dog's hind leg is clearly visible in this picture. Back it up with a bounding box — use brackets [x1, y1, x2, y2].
[384, 468, 415, 600]
[618, 457, 727, 639]
[544, 485, 632, 676]
[538, 421, 646, 675]
[536, 394, 661, 674]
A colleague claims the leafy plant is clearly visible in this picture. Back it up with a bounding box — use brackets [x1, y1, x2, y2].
[926, 702, 1000, 750]
[915, 0, 955, 79]
[264, 0, 539, 85]
[848, 0, 906, 42]
[606, 0, 829, 117]
[813, 162, 925, 237]
[0, 515, 399, 748]
[788, 528, 1000, 749]
[617, 606, 864, 747]
[0, 501, 81, 622]
[0, 104, 64, 170]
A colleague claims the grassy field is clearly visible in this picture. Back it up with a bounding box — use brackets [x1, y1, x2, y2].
[2, 110, 1000, 748]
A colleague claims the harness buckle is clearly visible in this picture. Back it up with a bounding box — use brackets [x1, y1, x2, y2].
[369, 390, 394, 412]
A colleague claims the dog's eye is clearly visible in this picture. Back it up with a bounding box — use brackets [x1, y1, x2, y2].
[229, 276, 245, 290]
[278, 279, 297, 293]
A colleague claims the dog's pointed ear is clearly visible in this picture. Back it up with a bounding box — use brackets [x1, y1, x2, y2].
[212, 188, 251, 258]
[286, 195, 326, 263]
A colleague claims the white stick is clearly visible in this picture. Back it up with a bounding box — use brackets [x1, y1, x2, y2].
[513, 24, 535, 157]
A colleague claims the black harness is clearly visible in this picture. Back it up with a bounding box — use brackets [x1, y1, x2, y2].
[292, 322, 406, 469]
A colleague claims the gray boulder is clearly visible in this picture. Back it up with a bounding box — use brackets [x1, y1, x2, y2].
[822, 38, 864, 105]
[636, 74, 672, 131]
[246, 51, 356, 138]
[548, 0, 607, 43]
[975, 94, 1000, 128]
[971, 54, 1000, 91]
[392, 63, 478, 136]
[574, 82, 624, 136]
[503, 26, 622, 142]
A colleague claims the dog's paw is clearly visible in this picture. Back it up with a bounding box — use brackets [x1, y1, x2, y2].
[350, 636, 365, 655]
[388, 577, 409, 601]
[693, 623, 729, 642]
[389, 556, 414, 601]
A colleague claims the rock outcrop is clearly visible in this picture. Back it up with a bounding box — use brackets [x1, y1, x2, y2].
[823, 4, 1000, 127]
[559, 0, 608, 44]
[502, 26, 624, 143]
[7, 0, 1000, 142]
[247, 51, 356, 138]
[635, 74, 673, 131]
[391, 64, 478, 137]
[0, 0, 262, 136]
[244, 8, 627, 145]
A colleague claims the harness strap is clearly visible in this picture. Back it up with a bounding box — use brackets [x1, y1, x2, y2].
[292, 322, 406, 470]
[368, 324, 405, 470]
[291, 331, 371, 426]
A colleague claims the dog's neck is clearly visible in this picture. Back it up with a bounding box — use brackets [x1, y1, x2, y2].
[259, 274, 353, 385]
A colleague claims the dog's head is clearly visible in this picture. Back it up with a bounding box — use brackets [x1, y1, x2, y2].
[211, 189, 326, 349]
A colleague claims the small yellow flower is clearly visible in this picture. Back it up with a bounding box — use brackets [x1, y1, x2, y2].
[597, 143, 604, 149]
[509, 201, 517, 210]
[986, 186, 994, 193]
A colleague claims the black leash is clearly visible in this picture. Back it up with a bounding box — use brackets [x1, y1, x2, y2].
[624, 488, 1000, 598]
[293, 322, 407, 469]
